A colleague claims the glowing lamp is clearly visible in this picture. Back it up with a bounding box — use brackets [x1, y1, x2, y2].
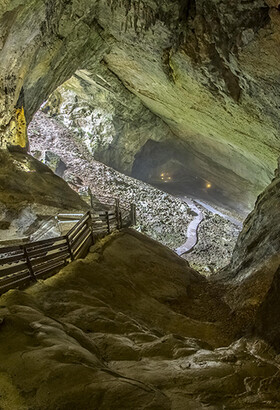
[206, 183, 211, 189]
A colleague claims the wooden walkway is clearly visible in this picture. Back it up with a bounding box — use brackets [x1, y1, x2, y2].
[0, 202, 136, 295]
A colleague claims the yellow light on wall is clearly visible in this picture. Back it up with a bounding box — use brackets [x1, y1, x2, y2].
[206, 183, 212, 189]
[6, 106, 28, 150]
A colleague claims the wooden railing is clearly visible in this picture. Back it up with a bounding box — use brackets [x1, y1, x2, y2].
[0, 203, 137, 295]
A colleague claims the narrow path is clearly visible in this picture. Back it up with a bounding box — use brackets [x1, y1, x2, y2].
[194, 199, 242, 227]
[175, 198, 204, 256]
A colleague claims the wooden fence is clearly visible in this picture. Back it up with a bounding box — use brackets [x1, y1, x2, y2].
[0, 203, 136, 295]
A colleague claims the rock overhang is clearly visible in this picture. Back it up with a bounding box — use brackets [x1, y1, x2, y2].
[0, 0, 279, 212]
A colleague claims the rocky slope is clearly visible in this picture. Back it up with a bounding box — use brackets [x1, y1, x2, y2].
[0, 150, 88, 243]
[1, 0, 280, 212]
[42, 67, 173, 175]
[183, 210, 240, 275]
[0, 230, 280, 409]
[29, 111, 192, 249]
[214, 164, 280, 349]
[29, 111, 240, 266]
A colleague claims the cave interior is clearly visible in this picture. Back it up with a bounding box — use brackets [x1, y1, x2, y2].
[0, 0, 280, 409]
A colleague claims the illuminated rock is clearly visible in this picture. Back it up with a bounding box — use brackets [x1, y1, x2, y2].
[0, 0, 279, 210]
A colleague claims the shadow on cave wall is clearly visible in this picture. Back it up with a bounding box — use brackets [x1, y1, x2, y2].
[132, 139, 255, 216]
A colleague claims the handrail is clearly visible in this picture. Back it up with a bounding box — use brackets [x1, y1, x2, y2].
[2, 196, 129, 247]
[0, 202, 137, 295]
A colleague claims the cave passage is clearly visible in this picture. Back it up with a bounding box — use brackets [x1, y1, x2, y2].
[132, 139, 251, 217]
[1, 1, 280, 408]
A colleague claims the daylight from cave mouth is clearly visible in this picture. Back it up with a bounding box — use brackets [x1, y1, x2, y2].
[0, 1, 280, 409]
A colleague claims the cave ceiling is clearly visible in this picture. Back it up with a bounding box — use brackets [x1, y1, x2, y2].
[0, 0, 280, 209]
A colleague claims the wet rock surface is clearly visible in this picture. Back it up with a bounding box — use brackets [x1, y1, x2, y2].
[0, 230, 279, 409]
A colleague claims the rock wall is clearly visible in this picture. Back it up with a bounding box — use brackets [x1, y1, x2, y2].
[41, 66, 173, 175]
[0, 150, 88, 242]
[225, 171, 280, 284]
[99, 0, 280, 201]
[1, 0, 280, 211]
[0, 0, 107, 147]
[215, 162, 280, 347]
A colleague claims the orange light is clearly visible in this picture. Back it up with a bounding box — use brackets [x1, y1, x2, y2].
[161, 173, 164, 177]
[206, 183, 211, 189]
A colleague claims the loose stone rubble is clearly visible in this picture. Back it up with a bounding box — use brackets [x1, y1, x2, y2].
[184, 210, 241, 275]
[28, 111, 242, 269]
[29, 112, 192, 249]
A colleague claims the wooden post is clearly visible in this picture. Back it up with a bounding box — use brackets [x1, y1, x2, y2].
[115, 198, 120, 229]
[106, 211, 110, 234]
[130, 203, 136, 226]
[88, 187, 94, 209]
[87, 211, 95, 245]
[66, 236, 74, 261]
[22, 245, 37, 281]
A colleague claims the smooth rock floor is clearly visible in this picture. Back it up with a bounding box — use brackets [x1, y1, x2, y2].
[0, 230, 279, 409]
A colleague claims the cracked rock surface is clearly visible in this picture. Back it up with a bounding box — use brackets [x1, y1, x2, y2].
[0, 230, 280, 409]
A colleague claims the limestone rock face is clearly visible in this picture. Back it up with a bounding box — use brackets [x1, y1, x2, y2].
[215, 168, 280, 348]
[0, 150, 88, 242]
[42, 67, 173, 175]
[28, 111, 195, 250]
[100, 0, 279, 207]
[1, 0, 280, 211]
[0, 230, 280, 409]
[225, 174, 280, 284]
[0, 0, 107, 143]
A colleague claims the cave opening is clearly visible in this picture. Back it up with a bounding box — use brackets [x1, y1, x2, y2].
[1, 1, 280, 408]
[25, 73, 246, 275]
[0, 0, 276, 279]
